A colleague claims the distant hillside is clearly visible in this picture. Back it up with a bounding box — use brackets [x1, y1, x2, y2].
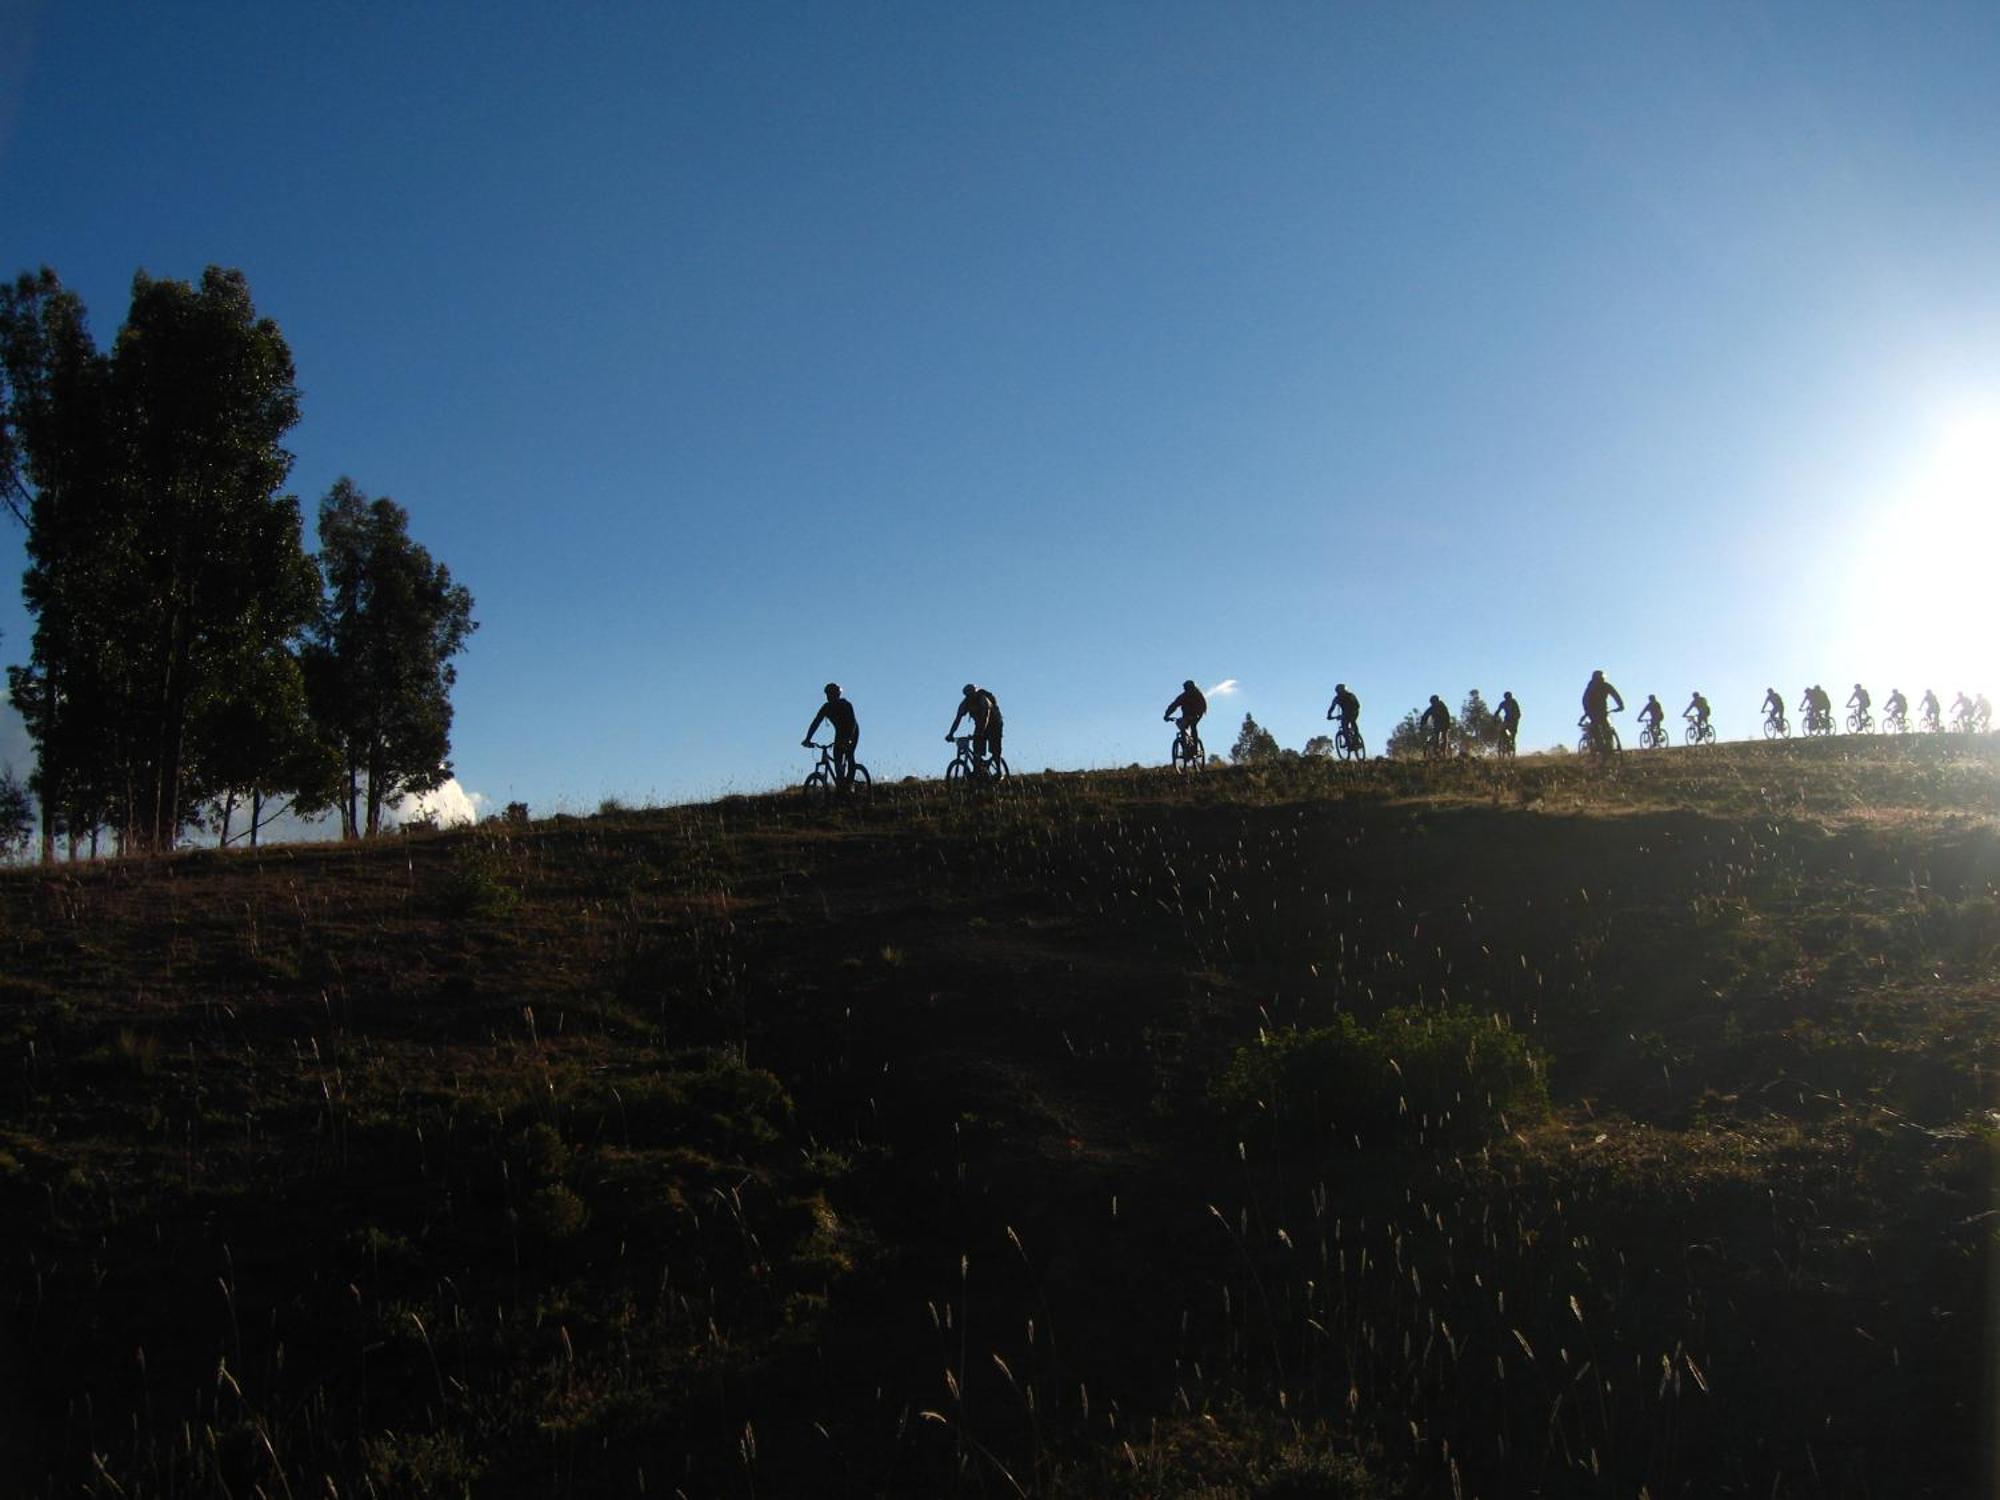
[3, 738, 1996, 1497]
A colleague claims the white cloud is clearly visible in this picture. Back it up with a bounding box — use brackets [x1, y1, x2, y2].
[1208, 679, 1240, 697]
[389, 778, 487, 828]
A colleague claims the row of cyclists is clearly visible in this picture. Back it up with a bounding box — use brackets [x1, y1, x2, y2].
[1760, 685, 1991, 738]
[802, 674, 1995, 790]
[800, 681, 1007, 790]
[1583, 674, 1992, 754]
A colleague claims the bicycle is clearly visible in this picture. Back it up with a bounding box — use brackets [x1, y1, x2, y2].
[947, 734, 1009, 786]
[1637, 719, 1668, 750]
[1803, 707, 1834, 737]
[1953, 704, 1980, 734]
[1576, 713, 1621, 757]
[1882, 707, 1909, 735]
[802, 740, 871, 799]
[1684, 716, 1716, 746]
[1845, 708, 1873, 735]
[1169, 719, 1206, 773]
[1763, 710, 1790, 740]
[1920, 705, 1943, 733]
[1495, 725, 1517, 759]
[1333, 721, 1366, 761]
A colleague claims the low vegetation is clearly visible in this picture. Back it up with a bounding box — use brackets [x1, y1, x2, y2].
[1, 734, 1995, 1496]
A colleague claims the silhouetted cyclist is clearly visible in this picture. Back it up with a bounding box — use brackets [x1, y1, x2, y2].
[1978, 694, 1994, 733]
[1419, 695, 1451, 756]
[1848, 683, 1870, 717]
[1885, 688, 1908, 723]
[1495, 691, 1521, 750]
[1684, 691, 1711, 732]
[1326, 682, 1361, 731]
[1582, 669, 1624, 749]
[1164, 679, 1207, 736]
[1800, 684, 1831, 734]
[1763, 687, 1785, 723]
[948, 683, 1004, 765]
[803, 683, 860, 784]
[1921, 689, 1942, 729]
[1637, 694, 1665, 736]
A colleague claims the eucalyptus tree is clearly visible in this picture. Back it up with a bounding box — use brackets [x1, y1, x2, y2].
[305, 478, 477, 838]
[1, 265, 316, 854]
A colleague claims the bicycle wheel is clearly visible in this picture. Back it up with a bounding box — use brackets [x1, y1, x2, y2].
[1845, 710, 1863, 734]
[1577, 728, 1593, 754]
[1337, 729, 1362, 761]
[989, 757, 1010, 782]
[844, 762, 872, 797]
[946, 758, 966, 785]
[803, 770, 830, 800]
[1763, 716, 1785, 740]
[1171, 735, 1193, 772]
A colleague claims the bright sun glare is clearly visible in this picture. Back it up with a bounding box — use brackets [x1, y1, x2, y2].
[1854, 411, 2000, 684]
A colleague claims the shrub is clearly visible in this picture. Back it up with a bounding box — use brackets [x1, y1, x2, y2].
[1217, 1004, 1547, 1151]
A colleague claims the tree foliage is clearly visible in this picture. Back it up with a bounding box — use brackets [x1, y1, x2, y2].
[3, 266, 476, 857]
[1302, 734, 1334, 759]
[0, 766, 31, 857]
[1231, 713, 1280, 764]
[1455, 689, 1501, 757]
[1384, 709, 1427, 759]
[2, 266, 313, 853]
[305, 478, 478, 838]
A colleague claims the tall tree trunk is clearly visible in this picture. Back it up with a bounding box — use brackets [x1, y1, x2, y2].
[249, 790, 262, 848]
[365, 743, 383, 837]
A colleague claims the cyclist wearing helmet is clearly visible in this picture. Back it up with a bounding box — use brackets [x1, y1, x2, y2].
[1495, 691, 1521, 749]
[1418, 694, 1452, 753]
[1326, 682, 1361, 729]
[1582, 669, 1624, 725]
[1763, 686, 1785, 721]
[1921, 688, 1942, 727]
[948, 683, 1004, 765]
[1164, 679, 1207, 733]
[1847, 682, 1871, 719]
[1684, 690, 1711, 733]
[1637, 693, 1665, 735]
[803, 683, 860, 784]
[1885, 687, 1907, 722]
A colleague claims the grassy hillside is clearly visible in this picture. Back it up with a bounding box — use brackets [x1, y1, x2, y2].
[4, 738, 1998, 1498]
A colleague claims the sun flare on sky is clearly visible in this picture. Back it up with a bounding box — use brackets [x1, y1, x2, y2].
[1847, 409, 2000, 689]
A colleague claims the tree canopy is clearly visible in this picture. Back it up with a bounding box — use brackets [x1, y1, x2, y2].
[306, 478, 478, 838]
[2, 265, 475, 856]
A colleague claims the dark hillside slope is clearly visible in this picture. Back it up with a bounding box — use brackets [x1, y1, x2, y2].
[2, 738, 1997, 1497]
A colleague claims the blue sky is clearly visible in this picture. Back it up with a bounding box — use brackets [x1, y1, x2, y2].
[4, 2, 1998, 815]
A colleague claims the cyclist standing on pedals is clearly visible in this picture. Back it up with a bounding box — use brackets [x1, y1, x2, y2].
[1637, 693, 1665, 743]
[1582, 669, 1624, 751]
[1848, 682, 1871, 729]
[1419, 694, 1452, 755]
[802, 682, 860, 784]
[1921, 688, 1943, 729]
[1164, 678, 1207, 748]
[1495, 691, 1521, 752]
[948, 683, 1004, 767]
[1327, 682, 1362, 743]
[1684, 690, 1712, 738]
